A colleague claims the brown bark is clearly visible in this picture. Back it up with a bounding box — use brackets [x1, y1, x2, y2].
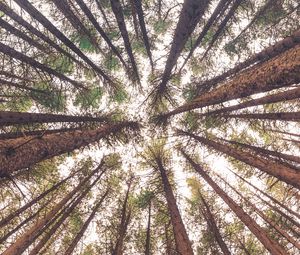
[222, 111, 300, 122]
[200, 87, 300, 116]
[159, 0, 210, 92]
[181, 150, 288, 255]
[178, 131, 300, 189]
[0, 111, 108, 126]
[145, 200, 151, 255]
[2, 163, 104, 255]
[161, 43, 300, 120]
[220, 138, 300, 164]
[199, 194, 231, 255]
[0, 3, 82, 67]
[229, 169, 300, 220]
[0, 121, 138, 176]
[156, 159, 194, 255]
[0, 42, 86, 90]
[64, 189, 109, 255]
[110, 0, 140, 84]
[14, 0, 114, 85]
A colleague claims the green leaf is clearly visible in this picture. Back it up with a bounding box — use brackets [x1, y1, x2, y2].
[74, 86, 103, 110]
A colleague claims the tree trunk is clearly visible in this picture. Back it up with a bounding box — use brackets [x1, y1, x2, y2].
[145, 200, 151, 255]
[2, 163, 105, 255]
[223, 111, 300, 122]
[159, 0, 210, 92]
[161, 43, 300, 120]
[229, 168, 300, 220]
[0, 111, 108, 126]
[201, 87, 300, 116]
[133, 0, 154, 69]
[0, 2, 82, 67]
[0, 121, 138, 176]
[74, 0, 129, 71]
[178, 131, 300, 189]
[220, 138, 300, 164]
[14, 0, 114, 85]
[110, 0, 140, 84]
[0, 17, 47, 52]
[181, 150, 288, 255]
[129, 0, 140, 39]
[0, 42, 86, 90]
[195, 28, 300, 95]
[199, 194, 231, 255]
[156, 160, 194, 255]
[64, 189, 109, 255]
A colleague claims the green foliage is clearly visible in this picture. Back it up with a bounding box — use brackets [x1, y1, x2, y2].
[203, 115, 223, 130]
[74, 86, 103, 110]
[182, 85, 197, 101]
[0, 96, 32, 112]
[132, 40, 147, 56]
[136, 190, 154, 208]
[45, 55, 74, 74]
[72, 34, 97, 53]
[104, 54, 121, 71]
[182, 112, 199, 131]
[110, 86, 128, 103]
[153, 19, 171, 34]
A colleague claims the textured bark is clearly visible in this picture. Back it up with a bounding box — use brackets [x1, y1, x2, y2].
[2, 163, 104, 255]
[229, 169, 300, 220]
[110, 0, 140, 84]
[181, 150, 287, 255]
[0, 121, 138, 176]
[64, 189, 109, 255]
[74, 0, 128, 71]
[0, 2, 82, 66]
[180, 0, 229, 70]
[200, 87, 300, 116]
[156, 159, 194, 255]
[161, 43, 300, 119]
[0, 111, 108, 126]
[201, 0, 243, 60]
[199, 194, 231, 255]
[179, 131, 300, 189]
[266, 129, 300, 138]
[223, 111, 300, 122]
[0, 170, 77, 228]
[221, 138, 300, 164]
[0, 79, 47, 94]
[0, 42, 86, 90]
[133, 0, 154, 69]
[129, 0, 140, 39]
[14, 0, 114, 84]
[145, 201, 151, 255]
[0, 17, 47, 52]
[159, 0, 210, 91]
[195, 28, 300, 95]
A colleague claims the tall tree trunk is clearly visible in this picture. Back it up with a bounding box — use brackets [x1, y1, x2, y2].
[0, 42, 86, 90]
[158, 0, 210, 92]
[200, 87, 300, 116]
[133, 0, 154, 69]
[229, 168, 300, 220]
[74, 0, 129, 71]
[0, 170, 78, 228]
[194, 28, 300, 95]
[199, 194, 231, 255]
[222, 111, 300, 122]
[64, 189, 109, 255]
[14, 0, 114, 85]
[178, 130, 300, 189]
[0, 17, 47, 52]
[129, 0, 140, 39]
[156, 159, 194, 255]
[0, 3, 83, 67]
[180, 0, 230, 70]
[181, 150, 288, 255]
[2, 163, 105, 255]
[145, 200, 151, 255]
[110, 0, 140, 84]
[159, 43, 300, 120]
[0, 121, 138, 176]
[0, 111, 108, 126]
[220, 138, 300, 164]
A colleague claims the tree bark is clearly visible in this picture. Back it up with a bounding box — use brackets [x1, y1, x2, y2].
[156, 159, 194, 255]
[179, 131, 300, 189]
[265, 129, 300, 138]
[0, 121, 138, 176]
[0, 111, 108, 126]
[2, 163, 105, 255]
[160, 43, 300, 120]
[145, 200, 151, 255]
[64, 189, 109, 255]
[181, 150, 288, 255]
